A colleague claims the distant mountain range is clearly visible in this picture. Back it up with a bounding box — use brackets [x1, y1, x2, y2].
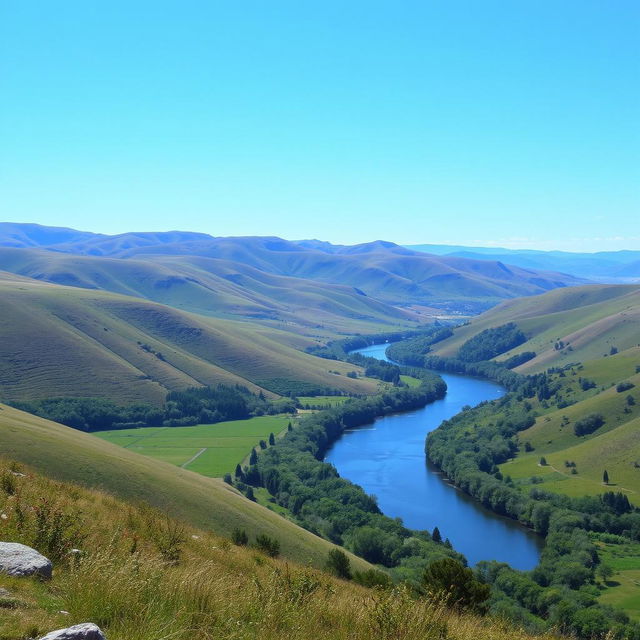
[405, 243, 640, 282]
[0, 223, 586, 317]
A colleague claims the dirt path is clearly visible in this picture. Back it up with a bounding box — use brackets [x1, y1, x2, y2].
[540, 462, 636, 494]
[182, 448, 207, 468]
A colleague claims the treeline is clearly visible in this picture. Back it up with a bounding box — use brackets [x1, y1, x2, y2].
[10, 384, 297, 432]
[237, 376, 467, 582]
[385, 327, 454, 366]
[305, 324, 456, 361]
[426, 386, 640, 638]
[457, 323, 527, 362]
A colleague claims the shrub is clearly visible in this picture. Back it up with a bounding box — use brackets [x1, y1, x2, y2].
[231, 528, 248, 546]
[254, 534, 280, 557]
[616, 381, 635, 392]
[422, 558, 490, 613]
[325, 549, 352, 580]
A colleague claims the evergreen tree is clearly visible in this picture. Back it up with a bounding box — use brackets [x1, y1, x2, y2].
[269, 432, 276, 446]
[603, 469, 609, 484]
[325, 549, 352, 580]
[287, 421, 293, 431]
[234, 463, 244, 480]
[249, 448, 258, 465]
[259, 439, 267, 450]
[432, 526, 442, 543]
[245, 486, 255, 501]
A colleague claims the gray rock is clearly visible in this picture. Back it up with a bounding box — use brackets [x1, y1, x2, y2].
[0, 542, 52, 579]
[38, 623, 106, 640]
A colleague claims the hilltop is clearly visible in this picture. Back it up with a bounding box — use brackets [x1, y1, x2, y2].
[0, 223, 585, 315]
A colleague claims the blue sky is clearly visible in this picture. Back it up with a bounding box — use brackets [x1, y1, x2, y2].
[1, 1, 638, 250]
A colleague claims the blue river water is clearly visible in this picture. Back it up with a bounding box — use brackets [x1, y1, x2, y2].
[324, 342, 542, 569]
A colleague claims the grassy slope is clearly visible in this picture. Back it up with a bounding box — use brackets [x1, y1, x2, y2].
[0, 403, 372, 572]
[0, 246, 421, 337]
[0, 277, 378, 404]
[0, 457, 552, 640]
[432, 284, 640, 371]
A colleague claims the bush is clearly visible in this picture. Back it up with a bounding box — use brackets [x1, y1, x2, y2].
[231, 528, 248, 546]
[254, 534, 280, 557]
[325, 548, 352, 579]
[422, 558, 490, 613]
[616, 381, 635, 392]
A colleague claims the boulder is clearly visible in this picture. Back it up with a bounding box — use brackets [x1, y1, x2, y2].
[39, 623, 106, 640]
[0, 542, 52, 579]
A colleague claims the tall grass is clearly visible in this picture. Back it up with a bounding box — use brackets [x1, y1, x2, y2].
[0, 459, 554, 640]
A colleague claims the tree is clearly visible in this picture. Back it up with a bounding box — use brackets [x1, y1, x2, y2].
[539, 457, 547, 466]
[422, 558, 490, 613]
[254, 534, 280, 557]
[249, 448, 258, 465]
[325, 549, 352, 580]
[287, 421, 293, 431]
[234, 464, 243, 479]
[259, 440, 267, 450]
[432, 526, 442, 543]
[597, 563, 614, 583]
[603, 470, 609, 485]
[269, 432, 276, 446]
[223, 473, 233, 485]
[245, 486, 255, 501]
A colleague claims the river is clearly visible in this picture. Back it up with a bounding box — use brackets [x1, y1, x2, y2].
[324, 342, 542, 570]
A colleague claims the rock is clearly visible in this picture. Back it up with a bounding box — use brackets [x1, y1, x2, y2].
[38, 623, 106, 640]
[0, 542, 52, 579]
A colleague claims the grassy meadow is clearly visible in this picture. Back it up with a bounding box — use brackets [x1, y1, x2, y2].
[96, 416, 292, 477]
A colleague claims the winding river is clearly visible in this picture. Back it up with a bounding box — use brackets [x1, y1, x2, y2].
[324, 342, 542, 570]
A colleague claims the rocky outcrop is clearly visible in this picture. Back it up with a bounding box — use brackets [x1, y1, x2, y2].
[39, 623, 106, 640]
[0, 542, 52, 579]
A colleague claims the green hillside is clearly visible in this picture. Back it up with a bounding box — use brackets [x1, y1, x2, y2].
[0, 402, 371, 571]
[427, 285, 640, 501]
[433, 284, 640, 371]
[0, 276, 378, 405]
[0, 246, 420, 336]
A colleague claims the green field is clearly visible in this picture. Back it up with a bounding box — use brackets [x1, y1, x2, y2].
[596, 538, 640, 620]
[400, 375, 422, 387]
[96, 415, 291, 477]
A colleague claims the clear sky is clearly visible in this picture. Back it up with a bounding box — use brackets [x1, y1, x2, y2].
[1, 1, 638, 250]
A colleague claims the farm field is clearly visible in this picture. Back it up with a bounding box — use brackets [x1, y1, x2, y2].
[96, 415, 292, 477]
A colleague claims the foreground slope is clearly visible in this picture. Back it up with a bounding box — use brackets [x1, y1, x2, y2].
[0, 456, 552, 640]
[0, 403, 371, 571]
[0, 276, 377, 404]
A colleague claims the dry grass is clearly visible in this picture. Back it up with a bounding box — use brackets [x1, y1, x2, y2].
[0, 459, 555, 640]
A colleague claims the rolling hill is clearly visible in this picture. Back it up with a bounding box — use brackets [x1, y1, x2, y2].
[406, 243, 640, 283]
[432, 283, 640, 372]
[0, 223, 585, 315]
[0, 246, 419, 336]
[0, 275, 378, 405]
